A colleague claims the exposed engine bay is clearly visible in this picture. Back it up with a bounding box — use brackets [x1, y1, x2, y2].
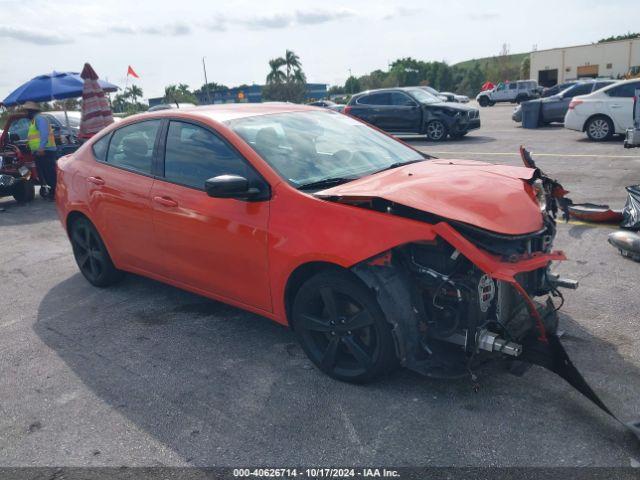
[341, 147, 640, 440]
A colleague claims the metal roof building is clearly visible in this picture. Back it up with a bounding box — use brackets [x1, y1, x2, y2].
[530, 38, 640, 87]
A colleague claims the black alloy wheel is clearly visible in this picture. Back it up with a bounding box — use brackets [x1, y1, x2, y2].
[70, 217, 123, 287]
[292, 270, 397, 383]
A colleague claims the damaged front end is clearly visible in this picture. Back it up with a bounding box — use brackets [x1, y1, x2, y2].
[340, 147, 639, 439]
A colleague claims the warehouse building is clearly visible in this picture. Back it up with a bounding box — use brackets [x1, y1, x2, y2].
[530, 38, 640, 87]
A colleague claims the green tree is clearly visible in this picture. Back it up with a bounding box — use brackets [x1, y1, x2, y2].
[164, 84, 197, 104]
[266, 58, 286, 84]
[344, 76, 361, 94]
[264, 49, 307, 102]
[128, 85, 143, 104]
[520, 56, 530, 79]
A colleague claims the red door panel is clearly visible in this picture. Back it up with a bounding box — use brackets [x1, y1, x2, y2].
[150, 180, 271, 311]
[84, 161, 156, 271]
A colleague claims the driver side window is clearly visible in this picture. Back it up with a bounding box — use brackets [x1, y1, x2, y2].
[163, 121, 250, 190]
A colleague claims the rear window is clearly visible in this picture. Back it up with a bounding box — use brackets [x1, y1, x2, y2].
[606, 82, 640, 98]
[106, 120, 161, 174]
[92, 133, 111, 161]
[356, 93, 391, 105]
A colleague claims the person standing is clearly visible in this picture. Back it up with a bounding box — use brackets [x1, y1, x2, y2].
[24, 101, 57, 199]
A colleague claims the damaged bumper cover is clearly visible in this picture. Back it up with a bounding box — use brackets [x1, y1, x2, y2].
[352, 220, 640, 441]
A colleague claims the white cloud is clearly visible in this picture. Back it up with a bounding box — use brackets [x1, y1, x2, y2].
[0, 25, 72, 45]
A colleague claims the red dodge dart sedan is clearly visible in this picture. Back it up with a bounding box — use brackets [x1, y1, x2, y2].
[55, 103, 571, 383]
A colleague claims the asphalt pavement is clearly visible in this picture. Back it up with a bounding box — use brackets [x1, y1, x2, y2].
[1, 103, 639, 467]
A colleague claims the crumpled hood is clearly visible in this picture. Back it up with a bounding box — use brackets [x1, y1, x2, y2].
[316, 159, 543, 235]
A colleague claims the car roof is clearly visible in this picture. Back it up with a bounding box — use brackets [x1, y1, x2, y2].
[591, 77, 639, 94]
[131, 102, 319, 123]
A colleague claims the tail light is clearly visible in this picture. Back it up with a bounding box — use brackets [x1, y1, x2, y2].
[568, 99, 583, 110]
[343, 106, 352, 115]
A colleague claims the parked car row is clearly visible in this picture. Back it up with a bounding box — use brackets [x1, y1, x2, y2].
[510, 77, 640, 141]
[511, 79, 615, 124]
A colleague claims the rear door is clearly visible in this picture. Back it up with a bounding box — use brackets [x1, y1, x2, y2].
[85, 120, 162, 272]
[606, 81, 640, 131]
[150, 119, 271, 311]
[351, 92, 390, 129]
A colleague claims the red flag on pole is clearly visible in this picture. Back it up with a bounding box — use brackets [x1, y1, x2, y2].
[127, 65, 140, 78]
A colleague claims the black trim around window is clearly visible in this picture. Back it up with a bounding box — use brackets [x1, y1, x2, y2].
[155, 117, 271, 200]
[91, 119, 163, 180]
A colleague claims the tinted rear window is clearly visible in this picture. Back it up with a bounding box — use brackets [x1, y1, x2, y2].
[357, 93, 391, 105]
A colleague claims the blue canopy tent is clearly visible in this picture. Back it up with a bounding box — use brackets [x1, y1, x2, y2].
[2, 71, 118, 107]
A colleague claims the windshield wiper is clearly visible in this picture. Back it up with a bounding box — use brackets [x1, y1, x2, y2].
[298, 177, 355, 191]
[373, 158, 427, 174]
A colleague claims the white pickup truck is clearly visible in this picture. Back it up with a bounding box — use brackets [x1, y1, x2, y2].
[476, 80, 541, 107]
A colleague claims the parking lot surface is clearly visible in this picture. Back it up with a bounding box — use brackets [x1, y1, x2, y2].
[1, 103, 640, 467]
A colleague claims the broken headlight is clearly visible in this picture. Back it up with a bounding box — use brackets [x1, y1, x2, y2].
[532, 178, 547, 212]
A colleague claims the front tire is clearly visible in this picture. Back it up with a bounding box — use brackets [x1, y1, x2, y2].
[69, 217, 124, 287]
[425, 120, 448, 141]
[585, 115, 614, 141]
[478, 96, 489, 107]
[292, 270, 397, 383]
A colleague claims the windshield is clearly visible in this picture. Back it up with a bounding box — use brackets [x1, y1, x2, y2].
[226, 110, 425, 187]
[407, 88, 441, 104]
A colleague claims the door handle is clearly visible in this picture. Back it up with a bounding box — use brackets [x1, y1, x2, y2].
[87, 176, 105, 186]
[153, 196, 178, 207]
[610, 104, 622, 108]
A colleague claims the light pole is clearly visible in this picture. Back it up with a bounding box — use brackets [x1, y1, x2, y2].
[202, 57, 212, 104]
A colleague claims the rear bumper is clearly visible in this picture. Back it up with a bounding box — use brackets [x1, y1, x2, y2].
[563, 111, 584, 132]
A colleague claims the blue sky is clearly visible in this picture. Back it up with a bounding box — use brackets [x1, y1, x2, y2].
[0, 0, 637, 99]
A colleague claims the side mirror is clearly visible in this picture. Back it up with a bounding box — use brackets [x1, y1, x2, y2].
[204, 174, 263, 201]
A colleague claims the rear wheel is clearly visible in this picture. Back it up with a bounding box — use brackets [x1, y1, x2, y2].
[292, 270, 397, 383]
[12, 180, 35, 203]
[426, 120, 448, 141]
[69, 217, 124, 287]
[585, 116, 614, 141]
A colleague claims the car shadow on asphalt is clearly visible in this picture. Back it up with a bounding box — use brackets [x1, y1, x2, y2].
[32, 271, 640, 465]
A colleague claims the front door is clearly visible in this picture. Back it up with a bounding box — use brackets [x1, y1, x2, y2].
[382, 92, 421, 133]
[150, 120, 271, 311]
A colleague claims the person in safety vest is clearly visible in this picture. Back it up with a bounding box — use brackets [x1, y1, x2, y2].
[23, 101, 57, 199]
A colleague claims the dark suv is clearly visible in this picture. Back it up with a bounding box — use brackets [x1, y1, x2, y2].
[344, 87, 480, 140]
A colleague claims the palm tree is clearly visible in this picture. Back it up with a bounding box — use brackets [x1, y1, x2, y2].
[291, 68, 306, 84]
[284, 49, 301, 81]
[266, 58, 286, 84]
[128, 85, 143, 104]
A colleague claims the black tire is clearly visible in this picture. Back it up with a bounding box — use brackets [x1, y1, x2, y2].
[585, 115, 614, 141]
[12, 180, 35, 203]
[478, 96, 489, 107]
[488, 100, 496, 106]
[69, 217, 124, 287]
[39, 185, 51, 198]
[425, 120, 448, 141]
[292, 270, 397, 383]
